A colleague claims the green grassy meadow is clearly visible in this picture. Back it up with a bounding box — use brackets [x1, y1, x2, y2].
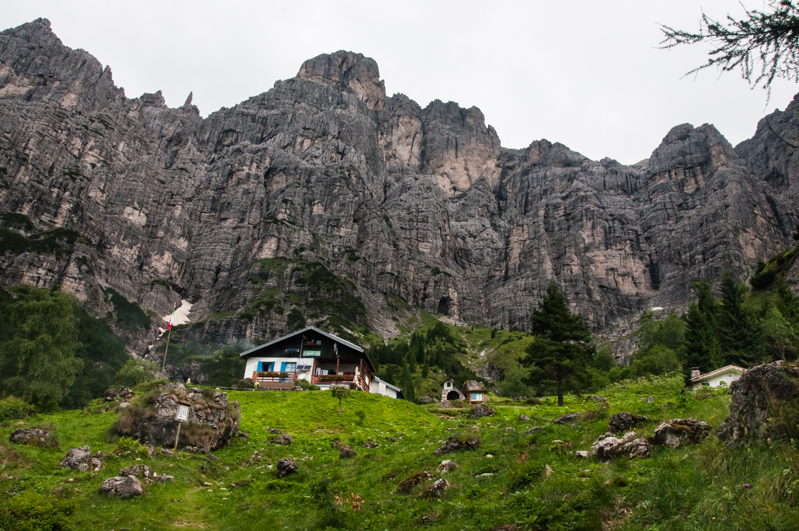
[2, 375, 799, 530]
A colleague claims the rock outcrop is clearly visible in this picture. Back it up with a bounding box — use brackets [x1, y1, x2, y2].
[0, 18, 797, 361]
[9, 428, 57, 447]
[591, 432, 651, 461]
[606, 412, 649, 434]
[653, 419, 711, 448]
[99, 475, 144, 498]
[60, 446, 104, 472]
[276, 457, 298, 478]
[717, 361, 799, 447]
[434, 435, 481, 455]
[436, 460, 458, 474]
[472, 404, 496, 418]
[113, 383, 240, 452]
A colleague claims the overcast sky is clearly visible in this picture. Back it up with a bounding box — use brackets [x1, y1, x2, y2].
[3, 1, 798, 164]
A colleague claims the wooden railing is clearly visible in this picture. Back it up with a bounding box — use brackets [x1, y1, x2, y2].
[252, 371, 297, 383]
[312, 374, 369, 392]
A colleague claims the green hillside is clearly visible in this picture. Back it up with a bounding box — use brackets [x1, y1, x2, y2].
[3, 374, 798, 530]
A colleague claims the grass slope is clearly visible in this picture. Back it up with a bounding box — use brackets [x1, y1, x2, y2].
[2, 375, 799, 530]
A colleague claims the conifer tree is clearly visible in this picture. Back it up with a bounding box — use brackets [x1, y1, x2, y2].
[682, 280, 722, 383]
[399, 361, 415, 402]
[521, 281, 594, 406]
[717, 270, 759, 366]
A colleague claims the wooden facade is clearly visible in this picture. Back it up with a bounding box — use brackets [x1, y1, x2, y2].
[241, 326, 376, 393]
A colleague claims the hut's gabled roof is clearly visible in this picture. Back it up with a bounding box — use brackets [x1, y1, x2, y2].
[239, 326, 375, 371]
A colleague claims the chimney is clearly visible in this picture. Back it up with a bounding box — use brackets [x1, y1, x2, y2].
[690, 367, 701, 380]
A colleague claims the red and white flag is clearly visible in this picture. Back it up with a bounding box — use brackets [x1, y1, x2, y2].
[167, 310, 175, 330]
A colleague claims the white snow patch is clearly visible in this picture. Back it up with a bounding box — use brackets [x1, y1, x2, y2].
[163, 300, 193, 327]
[651, 307, 664, 311]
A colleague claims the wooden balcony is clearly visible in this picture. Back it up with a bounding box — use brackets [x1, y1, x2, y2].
[252, 371, 297, 390]
[311, 374, 369, 392]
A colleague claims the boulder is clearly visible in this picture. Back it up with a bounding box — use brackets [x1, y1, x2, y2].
[653, 419, 710, 448]
[9, 428, 57, 447]
[606, 412, 649, 434]
[472, 404, 496, 418]
[717, 361, 799, 447]
[363, 441, 379, 448]
[524, 426, 545, 436]
[99, 475, 144, 498]
[397, 471, 434, 494]
[113, 383, 240, 452]
[519, 414, 530, 421]
[60, 446, 104, 472]
[105, 387, 133, 401]
[267, 428, 281, 435]
[247, 451, 262, 466]
[119, 464, 151, 478]
[574, 450, 590, 459]
[161, 448, 173, 457]
[276, 457, 298, 478]
[270, 434, 293, 445]
[339, 446, 357, 458]
[585, 395, 607, 404]
[427, 478, 450, 497]
[591, 432, 651, 461]
[434, 435, 481, 455]
[554, 413, 580, 424]
[436, 460, 459, 474]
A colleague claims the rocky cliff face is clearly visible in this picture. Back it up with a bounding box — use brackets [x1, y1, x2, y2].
[0, 19, 797, 356]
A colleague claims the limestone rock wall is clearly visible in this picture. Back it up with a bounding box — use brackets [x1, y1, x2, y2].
[0, 18, 797, 355]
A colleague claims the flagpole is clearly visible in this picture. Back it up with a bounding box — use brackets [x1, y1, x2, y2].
[161, 326, 172, 373]
[162, 309, 175, 374]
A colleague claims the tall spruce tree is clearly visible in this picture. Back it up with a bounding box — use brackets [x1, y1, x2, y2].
[522, 282, 594, 406]
[682, 280, 722, 383]
[717, 270, 759, 366]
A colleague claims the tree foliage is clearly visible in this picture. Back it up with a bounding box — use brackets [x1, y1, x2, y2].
[115, 358, 160, 388]
[661, 1, 799, 97]
[718, 270, 760, 365]
[521, 282, 594, 406]
[0, 289, 83, 408]
[330, 385, 351, 413]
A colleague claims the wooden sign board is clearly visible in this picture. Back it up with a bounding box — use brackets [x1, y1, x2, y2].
[176, 404, 190, 423]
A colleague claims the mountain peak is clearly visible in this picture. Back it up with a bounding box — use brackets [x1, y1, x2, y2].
[297, 51, 386, 111]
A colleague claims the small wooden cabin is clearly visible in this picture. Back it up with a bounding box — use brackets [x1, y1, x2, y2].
[240, 327, 400, 398]
[463, 380, 488, 405]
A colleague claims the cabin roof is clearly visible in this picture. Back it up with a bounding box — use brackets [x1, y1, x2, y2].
[239, 326, 376, 371]
[373, 376, 402, 393]
[690, 364, 745, 383]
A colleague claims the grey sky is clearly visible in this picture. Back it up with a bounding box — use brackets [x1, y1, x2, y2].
[3, 1, 797, 164]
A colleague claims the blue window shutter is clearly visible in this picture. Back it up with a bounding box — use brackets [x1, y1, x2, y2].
[281, 362, 287, 372]
[268, 362, 274, 372]
[257, 361, 263, 371]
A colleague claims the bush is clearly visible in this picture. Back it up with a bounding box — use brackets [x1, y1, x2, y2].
[234, 378, 255, 389]
[0, 396, 35, 421]
[0, 489, 74, 531]
[116, 358, 160, 388]
[296, 379, 320, 391]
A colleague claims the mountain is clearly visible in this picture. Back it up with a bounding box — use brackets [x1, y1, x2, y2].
[0, 18, 797, 355]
